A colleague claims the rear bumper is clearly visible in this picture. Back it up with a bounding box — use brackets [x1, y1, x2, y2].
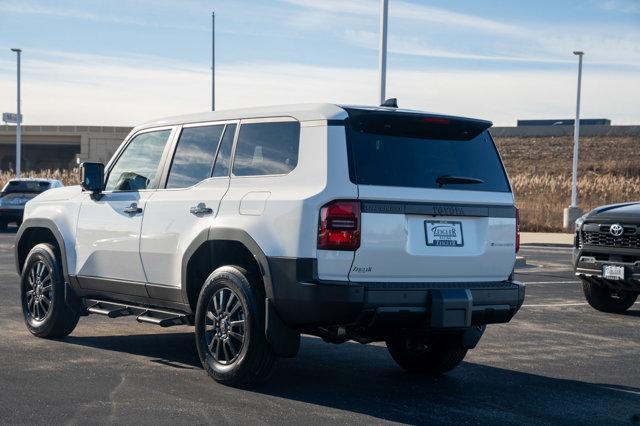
[268, 257, 525, 328]
[0, 208, 23, 222]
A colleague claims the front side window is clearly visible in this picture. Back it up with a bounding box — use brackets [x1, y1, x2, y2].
[166, 125, 225, 189]
[232, 121, 299, 176]
[105, 129, 170, 191]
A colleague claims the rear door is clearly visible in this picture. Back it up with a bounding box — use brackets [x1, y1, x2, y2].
[140, 122, 237, 302]
[345, 109, 516, 283]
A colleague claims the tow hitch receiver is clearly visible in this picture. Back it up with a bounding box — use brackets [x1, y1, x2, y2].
[430, 289, 473, 328]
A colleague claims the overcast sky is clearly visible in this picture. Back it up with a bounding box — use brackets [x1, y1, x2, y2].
[0, 0, 639, 126]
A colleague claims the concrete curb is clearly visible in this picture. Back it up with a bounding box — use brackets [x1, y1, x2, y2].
[522, 243, 573, 248]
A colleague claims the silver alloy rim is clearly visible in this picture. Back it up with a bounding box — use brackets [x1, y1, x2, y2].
[204, 287, 246, 365]
[26, 260, 53, 321]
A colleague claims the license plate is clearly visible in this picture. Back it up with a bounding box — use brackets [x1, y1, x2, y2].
[602, 265, 624, 280]
[425, 221, 464, 247]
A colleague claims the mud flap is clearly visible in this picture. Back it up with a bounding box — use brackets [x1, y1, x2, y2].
[461, 325, 486, 349]
[65, 282, 86, 316]
[265, 299, 300, 357]
[430, 289, 473, 328]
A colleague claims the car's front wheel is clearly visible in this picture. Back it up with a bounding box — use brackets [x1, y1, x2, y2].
[386, 334, 467, 375]
[582, 280, 638, 313]
[195, 266, 276, 386]
[21, 243, 80, 338]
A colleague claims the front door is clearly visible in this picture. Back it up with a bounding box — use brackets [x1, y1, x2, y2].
[75, 127, 174, 296]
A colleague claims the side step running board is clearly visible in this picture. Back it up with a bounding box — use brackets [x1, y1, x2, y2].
[84, 299, 193, 327]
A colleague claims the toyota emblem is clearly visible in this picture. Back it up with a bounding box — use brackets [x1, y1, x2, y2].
[610, 224, 624, 237]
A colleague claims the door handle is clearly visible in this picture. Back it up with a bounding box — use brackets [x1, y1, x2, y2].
[190, 202, 213, 215]
[123, 203, 143, 215]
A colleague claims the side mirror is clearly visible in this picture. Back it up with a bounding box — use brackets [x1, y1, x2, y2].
[81, 162, 104, 193]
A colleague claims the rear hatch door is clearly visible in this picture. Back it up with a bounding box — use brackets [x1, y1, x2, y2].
[345, 108, 516, 283]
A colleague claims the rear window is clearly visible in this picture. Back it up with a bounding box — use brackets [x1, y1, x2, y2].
[2, 180, 50, 194]
[345, 110, 510, 192]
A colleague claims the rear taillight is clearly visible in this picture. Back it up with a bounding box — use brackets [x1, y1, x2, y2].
[515, 207, 520, 253]
[318, 201, 361, 251]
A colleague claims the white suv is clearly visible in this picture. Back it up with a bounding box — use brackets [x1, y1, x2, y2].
[15, 103, 524, 385]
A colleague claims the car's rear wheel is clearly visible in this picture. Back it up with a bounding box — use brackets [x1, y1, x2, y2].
[20, 243, 80, 338]
[195, 266, 276, 386]
[386, 334, 467, 374]
[582, 280, 638, 313]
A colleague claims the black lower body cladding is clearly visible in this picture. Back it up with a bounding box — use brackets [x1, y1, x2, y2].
[267, 257, 525, 328]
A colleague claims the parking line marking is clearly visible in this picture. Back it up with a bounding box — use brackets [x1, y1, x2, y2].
[524, 301, 640, 308]
[601, 386, 640, 396]
[524, 302, 589, 307]
[523, 280, 580, 285]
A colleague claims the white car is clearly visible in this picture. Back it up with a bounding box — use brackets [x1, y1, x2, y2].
[15, 103, 524, 385]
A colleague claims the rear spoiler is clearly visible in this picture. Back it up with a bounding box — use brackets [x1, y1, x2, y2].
[344, 108, 492, 141]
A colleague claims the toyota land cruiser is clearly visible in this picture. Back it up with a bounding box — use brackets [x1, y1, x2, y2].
[15, 103, 525, 385]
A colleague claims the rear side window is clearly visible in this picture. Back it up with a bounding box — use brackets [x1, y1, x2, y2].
[232, 121, 299, 176]
[166, 125, 224, 188]
[212, 124, 237, 177]
[346, 110, 510, 192]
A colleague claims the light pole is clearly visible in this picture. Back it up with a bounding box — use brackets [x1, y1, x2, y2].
[211, 11, 215, 111]
[563, 51, 584, 229]
[378, 0, 388, 105]
[11, 48, 22, 178]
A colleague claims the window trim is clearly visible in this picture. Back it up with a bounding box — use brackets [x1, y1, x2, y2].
[158, 119, 240, 191]
[103, 125, 178, 194]
[230, 117, 301, 179]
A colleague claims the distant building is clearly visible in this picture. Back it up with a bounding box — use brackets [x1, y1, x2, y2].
[517, 119, 611, 126]
[0, 125, 131, 171]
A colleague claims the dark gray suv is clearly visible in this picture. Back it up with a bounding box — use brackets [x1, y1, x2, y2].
[574, 202, 640, 313]
[0, 179, 63, 229]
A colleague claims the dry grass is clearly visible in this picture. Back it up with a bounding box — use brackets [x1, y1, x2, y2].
[1, 135, 638, 232]
[494, 136, 640, 232]
[0, 169, 80, 189]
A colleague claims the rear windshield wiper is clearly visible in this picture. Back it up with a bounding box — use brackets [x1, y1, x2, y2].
[436, 175, 484, 188]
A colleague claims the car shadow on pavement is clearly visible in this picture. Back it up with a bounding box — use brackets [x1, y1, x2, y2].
[62, 332, 640, 424]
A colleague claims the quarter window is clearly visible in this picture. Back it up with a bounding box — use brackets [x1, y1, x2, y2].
[166, 125, 224, 189]
[105, 129, 170, 191]
[232, 121, 299, 176]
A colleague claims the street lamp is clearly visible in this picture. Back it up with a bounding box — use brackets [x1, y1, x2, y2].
[378, 0, 388, 105]
[563, 51, 584, 229]
[211, 11, 215, 111]
[11, 48, 22, 178]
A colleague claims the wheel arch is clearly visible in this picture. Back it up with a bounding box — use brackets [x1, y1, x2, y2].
[15, 219, 68, 280]
[182, 228, 273, 312]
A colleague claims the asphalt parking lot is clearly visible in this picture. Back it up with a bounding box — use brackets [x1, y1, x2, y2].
[0, 229, 638, 425]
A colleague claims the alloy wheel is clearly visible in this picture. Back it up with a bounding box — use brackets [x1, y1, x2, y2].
[25, 260, 53, 321]
[204, 287, 246, 365]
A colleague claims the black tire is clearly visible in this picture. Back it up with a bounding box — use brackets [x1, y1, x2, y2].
[386, 334, 467, 375]
[20, 243, 80, 338]
[195, 265, 276, 386]
[582, 280, 638, 313]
